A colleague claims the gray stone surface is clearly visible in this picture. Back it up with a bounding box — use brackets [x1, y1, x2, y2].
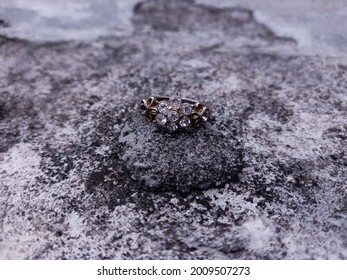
[0, 0, 346, 259]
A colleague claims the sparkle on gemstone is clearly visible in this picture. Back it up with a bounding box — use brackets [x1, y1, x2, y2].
[167, 122, 178, 132]
[155, 113, 167, 126]
[169, 96, 182, 108]
[180, 103, 192, 116]
[167, 110, 179, 122]
[202, 109, 209, 122]
[179, 116, 191, 128]
[158, 101, 168, 113]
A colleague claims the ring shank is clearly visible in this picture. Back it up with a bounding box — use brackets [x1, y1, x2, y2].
[155, 96, 205, 106]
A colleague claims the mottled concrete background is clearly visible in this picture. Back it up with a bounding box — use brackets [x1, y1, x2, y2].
[0, 0, 346, 259]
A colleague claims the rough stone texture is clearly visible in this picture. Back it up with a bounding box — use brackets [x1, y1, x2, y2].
[0, 0, 347, 259]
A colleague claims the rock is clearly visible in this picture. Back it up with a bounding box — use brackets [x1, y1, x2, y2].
[118, 112, 242, 192]
[0, 0, 346, 259]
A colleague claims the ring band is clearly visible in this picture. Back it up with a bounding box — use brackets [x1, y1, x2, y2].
[139, 95, 210, 132]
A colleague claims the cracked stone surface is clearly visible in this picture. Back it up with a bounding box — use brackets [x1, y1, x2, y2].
[0, 0, 347, 259]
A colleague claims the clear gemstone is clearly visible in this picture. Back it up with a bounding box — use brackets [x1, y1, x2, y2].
[167, 110, 179, 122]
[169, 96, 182, 108]
[167, 122, 178, 132]
[158, 101, 168, 113]
[179, 116, 191, 128]
[155, 113, 167, 126]
[180, 103, 192, 116]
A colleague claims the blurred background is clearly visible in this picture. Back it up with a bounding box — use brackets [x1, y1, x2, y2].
[0, 0, 346, 55]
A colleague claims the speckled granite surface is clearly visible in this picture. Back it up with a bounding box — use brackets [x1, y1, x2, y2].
[0, 0, 346, 259]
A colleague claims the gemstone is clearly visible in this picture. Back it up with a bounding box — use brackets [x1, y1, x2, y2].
[179, 116, 191, 128]
[158, 101, 168, 113]
[140, 105, 148, 116]
[169, 96, 182, 108]
[155, 113, 167, 126]
[167, 110, 179, 122]
[167, 122, 178, 132]
[180, 103, 192, 116]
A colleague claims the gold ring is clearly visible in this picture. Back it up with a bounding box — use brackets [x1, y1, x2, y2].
[139, 94, 210, 132]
